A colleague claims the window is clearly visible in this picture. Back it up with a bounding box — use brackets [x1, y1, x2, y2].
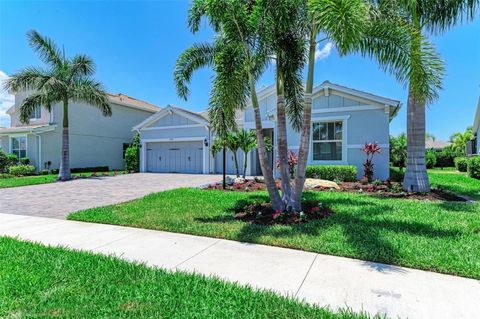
[312, 121, 343, 161]
[29, 106, 41, 120]
[11, 136, 27, 159]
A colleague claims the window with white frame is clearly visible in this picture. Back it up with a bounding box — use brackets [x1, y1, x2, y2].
[29, 106, 41, 120]
[11, 136, 27, 159]
[312, 121, 343, 161]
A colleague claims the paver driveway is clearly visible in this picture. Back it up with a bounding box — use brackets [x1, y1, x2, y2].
[0, 173, 221, 219]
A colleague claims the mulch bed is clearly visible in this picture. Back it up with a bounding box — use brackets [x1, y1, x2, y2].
[234, 200, 334, 225]
[204, 179, 467, 202]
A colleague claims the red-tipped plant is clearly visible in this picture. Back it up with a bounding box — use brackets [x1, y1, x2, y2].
[362, 142, 381, 183]
[276, 150, 298, 179]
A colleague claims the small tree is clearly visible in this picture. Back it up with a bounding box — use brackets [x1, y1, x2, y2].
[362, 142, 381, 183]
[236, 129, 256, 178]
[390, 133, 407, 169]
[125, 132, 140, 172]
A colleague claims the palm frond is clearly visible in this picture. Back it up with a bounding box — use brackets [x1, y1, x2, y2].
[309, 0, 369, 55]
[27, 30, 63, 67]
[4, 67, 53, 92]
[420, 0, 479, 34]
[174, 43, 216, 100]
[69, 54, 95, 79]
[18, 92, 60, 124]
[70, 78, 111, 116]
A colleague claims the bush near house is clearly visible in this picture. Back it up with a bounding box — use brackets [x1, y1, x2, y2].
[425, 150, 437, 169]
[8, 164, 36, 176]
[454, 157, 468, 172]
[19, 157, 30, 165]
[0, 150, 7, 172]
[125, 147, 140, 172]
[71, 166, 109, 173]
[435, 148, 456, 168]
[467, 156, 480, 179]
[305, 165, 357, 182]
[389, 167, 405, 182]
[6, 153, 19, 168]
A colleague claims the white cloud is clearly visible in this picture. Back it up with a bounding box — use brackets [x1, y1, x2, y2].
[315, 42, 333, 61]
[0, 70, 14, 128]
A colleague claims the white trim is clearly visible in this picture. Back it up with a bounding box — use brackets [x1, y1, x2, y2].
[311, 105, 382, 114]
[309, 118, 348, 165]
[311, 115, 350, 121]
[141, 124, 204, 131]
[142, 137, 206, 143]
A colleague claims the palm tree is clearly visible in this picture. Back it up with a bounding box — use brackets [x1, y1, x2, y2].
[175, 0, 284, 210]
[4, 30, 110, 180]
[236, 129, 257, 178]
[359, 0, 478, 192]
[450, 127, 473, 155]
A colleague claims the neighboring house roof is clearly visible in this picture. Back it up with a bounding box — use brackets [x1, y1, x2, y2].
[107, 93, 160, 113]
[0, 124, 56, 135]
[473, 97, 480, 134]
[133, 104, 209, 131]
[425, 138, 451, 149]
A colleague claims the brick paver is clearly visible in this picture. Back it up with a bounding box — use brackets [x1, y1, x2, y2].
[0, 173, 220, 219]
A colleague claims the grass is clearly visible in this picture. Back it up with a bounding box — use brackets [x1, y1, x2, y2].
[0, 237, 371, 319]
[0, 171, 125, 189]
[69, 188, 480, 279]
[428, 169, 480, 200]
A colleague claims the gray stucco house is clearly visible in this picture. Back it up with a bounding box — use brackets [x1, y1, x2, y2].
[468, 97, 479, 155]
[134, 81, 401, 180]
[0, 92, 159, 172]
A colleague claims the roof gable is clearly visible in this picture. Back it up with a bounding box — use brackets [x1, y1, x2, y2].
[133, 105, 208, 131]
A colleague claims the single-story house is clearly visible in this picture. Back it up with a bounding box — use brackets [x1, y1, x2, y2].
[0, 91, 160, 172]
[133, 81, 401, 180]
[467, 97, 479, 156]
[425, 137, 451, 151]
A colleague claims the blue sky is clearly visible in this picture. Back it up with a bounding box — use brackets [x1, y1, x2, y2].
[0, 0, 479, 140]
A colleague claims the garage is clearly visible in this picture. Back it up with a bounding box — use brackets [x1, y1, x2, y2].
[146, 141, 203, 173]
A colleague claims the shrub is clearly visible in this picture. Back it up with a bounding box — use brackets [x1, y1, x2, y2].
[40, 169, 49, 175]
[0, 173, 13, 179]
[71, 166, 109, 173]
[454, 157, 468, 172]
[305, 165, 357, 182]
[51, 169, 59, 174]
[0, 150, 7, 172]
[276, 150, 298, 179]
[125, 146, 139, 172]
[19, 157, 30, 165]
[435, 148, 455, 168]
[425, 150, 437, 169]
[6, 154, 18, 168]
[389, 167, 405, 182]
[389, 134, 407, 168]
[362, 142, 381, 182]
[467, 156, 480, 179]
[8, 164, 36, 176]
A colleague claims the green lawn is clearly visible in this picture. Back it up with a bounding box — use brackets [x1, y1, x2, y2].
[69, 188, 480, 279]
[0, 237, 370, 319]
[428, 169, 480, 200]
[0, 171, 124, 189]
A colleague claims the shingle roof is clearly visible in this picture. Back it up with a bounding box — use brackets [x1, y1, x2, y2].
[107, 93, 160, 112]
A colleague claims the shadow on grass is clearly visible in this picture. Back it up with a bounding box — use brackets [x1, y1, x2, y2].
[194, 192, 461, 267]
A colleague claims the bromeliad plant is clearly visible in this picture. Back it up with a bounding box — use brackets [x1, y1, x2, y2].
[362, 142, 381, 183]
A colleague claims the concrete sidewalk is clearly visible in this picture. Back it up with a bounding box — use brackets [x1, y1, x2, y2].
[1, 213, 478, 319]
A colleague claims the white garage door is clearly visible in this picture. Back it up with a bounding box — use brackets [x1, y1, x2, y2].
[146, 141, 203, 173]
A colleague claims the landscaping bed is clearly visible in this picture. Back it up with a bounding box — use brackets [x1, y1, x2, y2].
[204, 178, 467, 202]
[0, 237, 367, 318]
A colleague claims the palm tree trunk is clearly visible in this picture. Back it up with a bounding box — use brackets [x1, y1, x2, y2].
[248, 71, 283, 210]
[242, 150, 248, 178]
[275, 61, 292, 209]
[403, 87, 430, 192]
[59, 98, 71, 180]
[233, 151, 240, 177]
[291, 29, 317, 211]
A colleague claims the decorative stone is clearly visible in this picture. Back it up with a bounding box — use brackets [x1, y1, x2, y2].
[254, 176, 265, 183]
[233, 177, 246, 184]
[304, 178, 340, 190]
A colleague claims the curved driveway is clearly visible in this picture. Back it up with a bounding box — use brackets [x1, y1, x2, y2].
[0, 173, 221, 219]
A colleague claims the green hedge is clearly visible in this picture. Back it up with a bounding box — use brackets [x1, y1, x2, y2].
[305, 165, 357, 182]
[71, 166, 109, 173]
[426, 150, 437, 169]
[8, 165, 36, 176]
[389, 167, 405, 182]
[467, 156, 480, 179]
[454, 157, 468, 172]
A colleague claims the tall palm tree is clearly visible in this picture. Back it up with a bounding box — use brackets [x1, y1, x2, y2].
[360, 0, 478, 192]
[4, 30, 110, 180]
[175, 0, 284, 210]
